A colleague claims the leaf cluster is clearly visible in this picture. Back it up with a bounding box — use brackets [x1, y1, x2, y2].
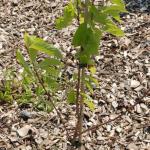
[56, 0, 127, 111]
[56, 0, 127, 65]
[15, 33, 62, 112]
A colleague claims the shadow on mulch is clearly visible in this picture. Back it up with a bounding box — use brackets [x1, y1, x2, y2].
[124, 0, 150, 13]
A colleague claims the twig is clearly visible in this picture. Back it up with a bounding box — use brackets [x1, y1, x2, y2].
[74, 0, 89, 147]
[76, 0, 80, 25]
[78, 68, 85, 146]
[72, 0, 81, 142]
[33, 67, 70, 137]
[26, 47, 70, 138]
[69, 114, 122, 138]
[72, 67, 81, 141]
[75, 0, 81, 117]
[78, 114, 122, 136]
[76, 66, 81, 116]
[74, 89, 150, 137]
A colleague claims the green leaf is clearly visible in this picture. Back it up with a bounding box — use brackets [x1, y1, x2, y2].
[35, 86, 45, 96]
[104, 5, 127, 13]
[67, 89, 76, 104]
[102, 7, 124, 23]
[56, 2, 75, 29]
[45, 77, 58, 90]
[89, 76, 99, 86]
[24, 33, 36, 48]
[85, 80, 94, 94]
[45, 67, 60, 77]
[76, 52, 95, 65]
[24, 33, 30, 48]
[84, 27, 101, 55]
[16, 50, 32, 75]
[90, 5, 108, 25]
[89, 66, 96, 75]
[22, 72, 34, 85]
[3, 94, 13, 103]
[24, 33, 38, 62]
[30, 39, 62, 58]
[84, 74, 98, 94]
[104, 20, 124, 36]
[28, 48, 38, 62]
[91, 4, 126, 29]
[111, 0, 125, 7]
[73, 23, 101, 57]
[39, 58, 61, 69]
[72, 23, 87, 47]
[82, 93, 95, 111]
[78, 54, 90, 64]
[109, 11, 122, 22]
[35, 100, 53, 112]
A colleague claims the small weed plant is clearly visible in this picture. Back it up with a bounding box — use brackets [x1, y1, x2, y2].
[0, 70, 15, 104]
[16, 33, 63, 112]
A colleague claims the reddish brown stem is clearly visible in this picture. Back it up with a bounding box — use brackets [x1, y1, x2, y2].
[72, 0, 82, 142]
[72, 66, 81, 141]
[26, 46, 70, 138]
[70, 114, 122, 138]
[76, 67, 81, 116]
[78, 67, 85, 148]
[34, 68, 70, 137]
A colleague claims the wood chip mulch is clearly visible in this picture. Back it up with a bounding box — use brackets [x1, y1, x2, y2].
[0, 0, 150, 150]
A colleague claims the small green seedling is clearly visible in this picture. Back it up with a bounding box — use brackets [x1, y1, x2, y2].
[56, 0, 127, 146]
[16, 33, 62, 112]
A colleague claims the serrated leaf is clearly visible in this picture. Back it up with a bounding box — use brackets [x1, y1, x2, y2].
[45, 67, 60, 77]
[76, 53, 95, 65]
[39, 58, 61, 69]
[24, 33, 38, 62]
[89, 76, 99, 86]
[90, 5, 108, 24]
[72, 23, 87, 47]
[73, 23, 101, 57]
[16, 50, 32, 75]
[45, 77, 58, 90]
[91, 4, 126, 25]
[104, 5, 127, 13]
[104, 20, 124, 36]
[111, 0, 125, 7]
[24, 33, 36, 47]
[102, 6, 126, 23]
[30, 40, 62, 58]
[24, 33, 61, 60]
[110, 11, 122, 22]
[67, 89, 76, 104]
[84, 27, 101, 55]
[28, 48, 38, 62]
[56, 2, 75, 29]
[85, 80, 94, 94]
[82, 93, 95, 111]
[89, 66, 96, 74]
[78, 54, 90, 64]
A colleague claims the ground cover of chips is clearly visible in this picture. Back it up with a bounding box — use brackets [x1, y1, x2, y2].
[0, 0, 150, 150]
